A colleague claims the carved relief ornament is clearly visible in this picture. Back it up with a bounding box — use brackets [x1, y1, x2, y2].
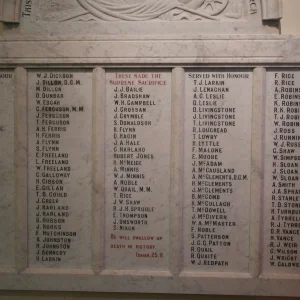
[64, 0, 283, 22]
[0, 0, 282, 23]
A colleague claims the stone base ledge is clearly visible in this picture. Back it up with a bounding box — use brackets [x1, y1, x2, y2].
[0, 35, 299, 65]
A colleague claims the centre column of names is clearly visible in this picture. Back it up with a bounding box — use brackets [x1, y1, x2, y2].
[105, 71, 171, 270]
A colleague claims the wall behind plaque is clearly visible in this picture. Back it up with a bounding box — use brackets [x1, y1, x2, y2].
[0, 0, 300, 299]
[281, 0, 300, 34]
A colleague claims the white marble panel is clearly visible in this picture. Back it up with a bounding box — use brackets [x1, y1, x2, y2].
[183, 70, 252, 272]
[105, 70, 171, 270]
[27, 70, 93, 269]
[263, 69, 300, 274]
[0, 70, 15, 268]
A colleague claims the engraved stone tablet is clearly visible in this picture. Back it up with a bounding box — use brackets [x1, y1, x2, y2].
[264, 70, 300, 273]
[184, 70, 252, 272]
[0, 70, 15, 268]
[28, 70, 92, 268]
[105, 71, 171, 270]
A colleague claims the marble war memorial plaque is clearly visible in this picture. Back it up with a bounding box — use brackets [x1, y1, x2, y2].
[4, 0, 300, 297]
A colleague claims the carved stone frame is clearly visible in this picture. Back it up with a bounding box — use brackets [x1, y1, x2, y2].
[0, 0, 294, 297]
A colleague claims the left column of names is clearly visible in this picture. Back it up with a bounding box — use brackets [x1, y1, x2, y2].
[28, 70, 93, 269]
[0, 71, 15, 268]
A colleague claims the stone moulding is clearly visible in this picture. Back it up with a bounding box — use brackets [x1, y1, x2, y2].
[261, 0, 282, 20]
[0, 0, 22, 23]
[0, 35, 298, 65]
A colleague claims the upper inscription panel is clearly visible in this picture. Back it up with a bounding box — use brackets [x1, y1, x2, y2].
[1, 0, 282, 35]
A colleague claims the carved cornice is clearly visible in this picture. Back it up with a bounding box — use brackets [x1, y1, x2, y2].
[0, 35, 298, 65]
[261, 0, 282, 20]
[0, 0, 22, 23]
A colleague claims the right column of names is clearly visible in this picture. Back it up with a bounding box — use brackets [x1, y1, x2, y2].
[264, 70, 300, 274]
[184, 70, 252, 272]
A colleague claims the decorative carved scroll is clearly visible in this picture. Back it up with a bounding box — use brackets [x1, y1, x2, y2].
[0, 0, 22, 23]
[261, 0, 282, 20]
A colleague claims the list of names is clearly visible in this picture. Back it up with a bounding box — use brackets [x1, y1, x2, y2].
[0, 71, 15, 268]
[105, 71, 171, 270]
[184, 70, 252, 272]
[28, 70, 92, 268]
[264, 70, 300, 273]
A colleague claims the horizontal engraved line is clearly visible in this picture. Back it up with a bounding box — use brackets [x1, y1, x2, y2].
[180, 271, 252, 279]
[0, 36, 290, 41]
[0, 54, 284, 59]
